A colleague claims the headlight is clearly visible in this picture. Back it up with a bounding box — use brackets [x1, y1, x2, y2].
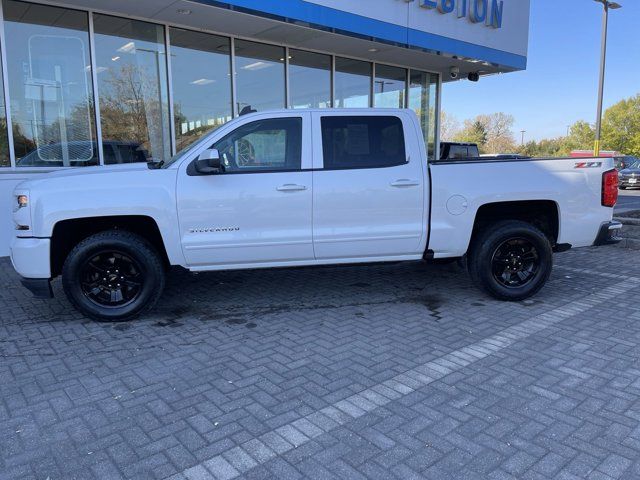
[17, 194, 28, 208]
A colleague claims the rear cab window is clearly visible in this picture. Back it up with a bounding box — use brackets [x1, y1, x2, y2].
[320, 116, 406, 169]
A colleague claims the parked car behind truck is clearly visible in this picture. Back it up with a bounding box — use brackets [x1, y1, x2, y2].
[10, 109, 622, 321]
[619, 159, 640, 189]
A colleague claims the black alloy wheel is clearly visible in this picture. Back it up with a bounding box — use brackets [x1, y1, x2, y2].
[62, 230, 165, 321]
[490, 238, 540, 288]
[468, 220, 553, 301]
[80, 250, 143, 308]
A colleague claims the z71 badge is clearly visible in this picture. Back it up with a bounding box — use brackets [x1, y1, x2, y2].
[574, 162, 603, 169]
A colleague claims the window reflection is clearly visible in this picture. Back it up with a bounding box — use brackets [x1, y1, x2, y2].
[170, 28, 232, 152]
[289, 50, 331, 109]
[234, 40, 284, 113]
[334, 57, 371, 108]
[374, 64, 406, 109]
[409, 70, 438, 160]
[214, 118, 302, 172]
[93, 14, 170, 163]
[0, 47, 8, 166]
[3, 0, 96, 167]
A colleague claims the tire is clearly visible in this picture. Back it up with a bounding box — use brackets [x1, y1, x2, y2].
[620, 186, 627, 190]
[62, 230, 165, 321]
[468, 220, 552, 301]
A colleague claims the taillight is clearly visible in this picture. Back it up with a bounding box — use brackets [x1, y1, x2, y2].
[602, 169, 618, 207]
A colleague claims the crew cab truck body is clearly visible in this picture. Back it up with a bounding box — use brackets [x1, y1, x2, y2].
[10, 109, 621, 321]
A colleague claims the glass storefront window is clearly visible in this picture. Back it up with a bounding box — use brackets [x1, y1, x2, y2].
[0, 48, 8, 166]
[93, 14, 170, 163]
[409, 70, 438, 160]
[334, 57, 371, 108]
[374, 64, 407, 109]
[289, 49, 331, 109]
[169, 28, 232, 152]
[3, 0, 96, 167]
[234, 40, 284, 114]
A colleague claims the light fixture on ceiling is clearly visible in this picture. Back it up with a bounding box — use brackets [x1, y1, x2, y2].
[117, 42, 136, 54]
[368, 48, 379, 52]
[190, 78, 215, 86]
[241, 61, 273, 71]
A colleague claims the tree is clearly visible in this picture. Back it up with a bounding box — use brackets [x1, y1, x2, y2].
[454, 119, 488, 149]
[439, 111, 460, 141]
[453, 112, 516, 154]
[564, 120, 595, 153]
[518, 137, 567, 158]
[601, 93, 640, 156]
[480, 112, 517, 153]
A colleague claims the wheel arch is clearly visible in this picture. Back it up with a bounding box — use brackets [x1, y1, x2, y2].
[469, 200, 560, 252]
[51, 215, 169, 277]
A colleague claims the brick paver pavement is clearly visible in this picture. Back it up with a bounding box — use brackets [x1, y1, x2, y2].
[1, 246, 639, 480]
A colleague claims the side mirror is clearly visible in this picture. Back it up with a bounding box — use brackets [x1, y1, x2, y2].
[194, 149, 223, 174]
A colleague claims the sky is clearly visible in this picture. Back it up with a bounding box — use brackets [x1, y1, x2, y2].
[441, 0, 640, 142]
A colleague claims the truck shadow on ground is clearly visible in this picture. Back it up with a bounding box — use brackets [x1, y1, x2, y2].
[141, 261, 473, 331]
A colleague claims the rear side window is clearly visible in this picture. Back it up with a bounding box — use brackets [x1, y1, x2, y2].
[321, 116, 406, 169]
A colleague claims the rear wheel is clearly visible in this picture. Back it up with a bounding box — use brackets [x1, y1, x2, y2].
[620, 186, 627, 190]
[468, 221, 552, 301]
[62, 230, 165, 321]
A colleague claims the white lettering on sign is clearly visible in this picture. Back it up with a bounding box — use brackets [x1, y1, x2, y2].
[408, 0, 504, 29]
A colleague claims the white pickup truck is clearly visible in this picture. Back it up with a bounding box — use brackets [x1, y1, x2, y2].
[10, 109, 621, 321]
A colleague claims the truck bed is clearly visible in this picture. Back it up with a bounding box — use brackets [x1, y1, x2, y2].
[428, 156, 615, 257]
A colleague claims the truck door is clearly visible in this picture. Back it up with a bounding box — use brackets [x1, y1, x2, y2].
[312, 112, 426, 259]
[176, 112, 313, 267]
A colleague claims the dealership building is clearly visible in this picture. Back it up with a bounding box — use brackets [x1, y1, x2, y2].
[0, 0, 530, 256]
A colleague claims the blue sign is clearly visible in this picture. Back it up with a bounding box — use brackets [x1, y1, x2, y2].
[414, 0, 504, 29]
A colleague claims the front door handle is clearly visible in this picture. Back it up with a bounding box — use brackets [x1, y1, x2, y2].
[277, 184, 307, 192]
[390, 179, 420, 188]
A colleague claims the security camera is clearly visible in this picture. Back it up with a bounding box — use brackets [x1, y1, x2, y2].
[467, 72, 480, 82]
[449, 66, 460, 79]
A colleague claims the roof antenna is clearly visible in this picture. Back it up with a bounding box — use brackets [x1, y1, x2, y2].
[239, 105, 257, 116]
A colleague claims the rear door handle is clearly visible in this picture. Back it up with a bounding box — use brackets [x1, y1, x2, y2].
[277, 184, 307, 192]
[390, 179, 420, 188]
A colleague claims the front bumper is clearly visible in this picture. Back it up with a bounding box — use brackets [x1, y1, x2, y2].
[620, 180, 639, 187]
[593, 221, 623, 246]
[10, 237, 52, 298]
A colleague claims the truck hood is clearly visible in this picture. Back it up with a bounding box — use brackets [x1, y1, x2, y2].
[16, 163, 153, 190]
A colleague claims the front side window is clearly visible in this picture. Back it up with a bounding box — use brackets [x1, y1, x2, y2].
[3, 0, 96, 167]
[213, 118, 301, 172]
[321, 116, 406, 169]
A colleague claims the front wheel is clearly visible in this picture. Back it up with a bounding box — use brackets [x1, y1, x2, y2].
[62, 230, 165, 321]
[468, 220, 553, 301]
